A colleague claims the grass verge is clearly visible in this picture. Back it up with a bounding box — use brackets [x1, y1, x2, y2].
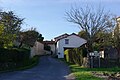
[70, 65, 120, 80]
[59, 58, 120, 80]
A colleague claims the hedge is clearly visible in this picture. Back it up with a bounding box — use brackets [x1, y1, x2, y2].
[64, 44, 88, 66]
[0, 48, 31, 71]
[64, 49, 74, 63]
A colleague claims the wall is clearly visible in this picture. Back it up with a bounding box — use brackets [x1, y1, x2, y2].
[57, 35, 87, 58]
[30, 41, 44, 57]
[35, 41, 44, 55]
[49, 44, 55, 54]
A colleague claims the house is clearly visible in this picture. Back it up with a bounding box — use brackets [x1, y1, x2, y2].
[54, 33, 87, 58]
[113, 17, 120, 36]
[30, 33, 87, 58]
[43, 40, 56, 54]
[31, 40, 56, 57]
[31, 41, 44, 57]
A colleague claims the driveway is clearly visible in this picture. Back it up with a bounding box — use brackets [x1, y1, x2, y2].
[0, 56, 71, 80]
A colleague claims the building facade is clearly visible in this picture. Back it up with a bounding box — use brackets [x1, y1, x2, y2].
[54, 33, 87, 58]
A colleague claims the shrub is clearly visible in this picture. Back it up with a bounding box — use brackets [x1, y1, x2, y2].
[64, 44, 88, 66]
[0, 48, 30, 71]
[17, 56, 39, 70]
[64, 48, 83, 66]
[72, 48, 83, 66]
[64, 49, 74, 63]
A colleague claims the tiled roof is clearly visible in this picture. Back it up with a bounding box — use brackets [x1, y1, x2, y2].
[43, 41, 55, 44]
[54, 33, 80, 42]
[54, 33, 69, 40]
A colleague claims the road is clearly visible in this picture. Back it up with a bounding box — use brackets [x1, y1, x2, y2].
[0, 56, 71, 80]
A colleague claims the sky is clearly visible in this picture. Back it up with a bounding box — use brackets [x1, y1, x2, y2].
[0, 0, 120, 40]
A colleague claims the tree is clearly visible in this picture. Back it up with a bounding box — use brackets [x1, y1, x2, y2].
[66, 6, 115, 52]
[113, 17, 120, 60]
[78, 30, 87, 40]
[0, 24, 4, 47]
[37, 34, 44, 42]
[18, 28, 44, 48]
[93, 31, 113, 50]
[0, 11, 23, 34]
[97, 32, 113, 46]
[0, 11, 23, 48]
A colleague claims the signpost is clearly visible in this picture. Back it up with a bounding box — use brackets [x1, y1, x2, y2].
[89, 51, 100, 68]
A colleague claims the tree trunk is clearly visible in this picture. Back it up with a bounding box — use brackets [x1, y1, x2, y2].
[18, 42, 23, 48]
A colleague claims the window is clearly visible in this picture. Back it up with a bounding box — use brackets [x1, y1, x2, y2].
[65, 39, 69, 44]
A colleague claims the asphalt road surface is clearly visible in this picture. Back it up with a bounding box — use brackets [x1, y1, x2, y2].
[0, 56, 71, 80]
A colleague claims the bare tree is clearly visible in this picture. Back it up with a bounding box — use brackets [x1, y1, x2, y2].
[66, 6, 115, 51]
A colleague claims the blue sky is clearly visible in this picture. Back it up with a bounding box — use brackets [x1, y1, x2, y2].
[0, 0, 120, 40]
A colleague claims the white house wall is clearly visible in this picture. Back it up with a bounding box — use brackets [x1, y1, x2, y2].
[57, 40, 64, 58]
[57, 35, 87, 58]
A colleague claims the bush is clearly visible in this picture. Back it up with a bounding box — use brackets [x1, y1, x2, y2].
[64, 44, 88, 66]
[64, 49, 74, 63]
[72, 48, 83, 66]
[17, 56, 39, 70]
[0, 48, 30, 62]
[64, 48, 83, 66]
[0, 48, 31, 71]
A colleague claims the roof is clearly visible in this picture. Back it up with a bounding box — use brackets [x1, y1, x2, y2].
[54, 33, 69, 40]
[43, 41, 55, 44]
[117, 17, 120, 22]
[117, 16, 120, 18]
[54, 33, 81, 42]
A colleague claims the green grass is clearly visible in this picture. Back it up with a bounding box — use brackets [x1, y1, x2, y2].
[70, 65, 103, 80]
[74, 72, 103, 80]
[70, 65, 120, 72]
[59, 58, 120, 80]
[69, 64, 120, 80]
